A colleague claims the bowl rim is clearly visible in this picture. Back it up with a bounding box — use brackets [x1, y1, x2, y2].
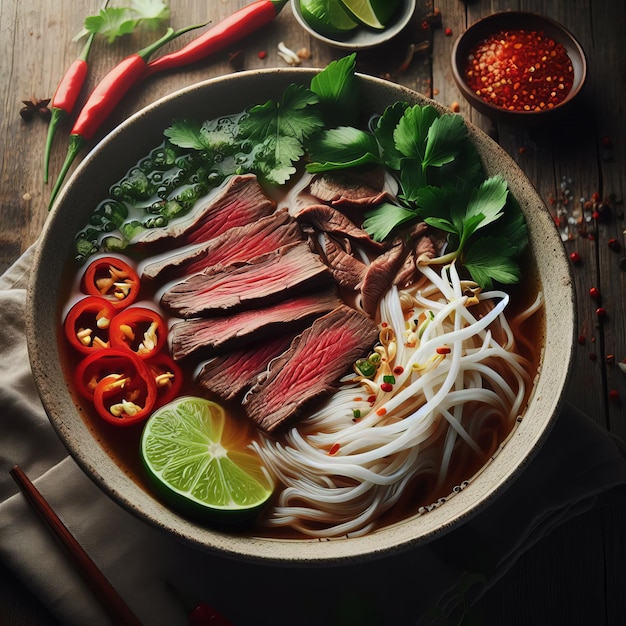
[26, 67, 576, 565]
[451, 10, 588, 119]
[290, 0, 417, 50]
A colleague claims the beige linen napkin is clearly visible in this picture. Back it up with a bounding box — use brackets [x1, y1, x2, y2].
[2, 246, 626, 626]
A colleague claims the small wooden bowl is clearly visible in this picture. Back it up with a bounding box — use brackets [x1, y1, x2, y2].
[451, 11, 587, 122]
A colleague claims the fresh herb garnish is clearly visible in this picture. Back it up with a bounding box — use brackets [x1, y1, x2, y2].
[75, 0, 170, 43]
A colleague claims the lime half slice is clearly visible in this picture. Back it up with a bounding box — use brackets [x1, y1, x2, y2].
[141, 396, 273, 524]
[337, 0, 385, 29]
[300, 0, 359, 37]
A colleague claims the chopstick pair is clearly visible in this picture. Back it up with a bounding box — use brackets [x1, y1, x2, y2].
[9, 464, 142, 626]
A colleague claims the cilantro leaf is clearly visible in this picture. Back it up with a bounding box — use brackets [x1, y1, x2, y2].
[465, 175, 508, 231]
[306, 127, 381, 173]
[463, 237, 522, 288]
[310, 53, 359, 126]
[75, 1, 169, 42]
[362, 203, 417, 242]
[253, 135, 303, 185]
[163, 120, 207, 150]
[240, 84, 322, 142]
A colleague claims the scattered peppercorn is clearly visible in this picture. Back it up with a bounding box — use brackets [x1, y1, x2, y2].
[577, 334, 586, 345]
[380, 382, 394, 392]
[445, 27, 453, 36]
[608, 238, 621, 252]
[569, 251, 581, 263]
[257, 49, 267, 59]
[596, 307, 607, 319]
[589, 287, 600, 300]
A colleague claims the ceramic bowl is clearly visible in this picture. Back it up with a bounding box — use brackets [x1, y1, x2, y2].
[290, 0, 416, 49]
[27, 68, 575, 564]
[451, 11, 587, 122]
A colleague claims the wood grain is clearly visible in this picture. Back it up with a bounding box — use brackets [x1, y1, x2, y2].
[1, 0, 625, 623]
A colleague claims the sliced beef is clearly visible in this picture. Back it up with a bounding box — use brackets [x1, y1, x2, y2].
[170, 290, 342, 360]
[141, 211, 303, 284]
[196, 334, 294, 401]
[161, 242, 332, 318]
[242, 305, 379, 433]
[132, 174, 276, 248]
[321, 233, 366, 290]
[309, 168, 389, 208]
[296, 204, 383, 252]
[395, 235, 437, 288]
[360, 238, 408, 318]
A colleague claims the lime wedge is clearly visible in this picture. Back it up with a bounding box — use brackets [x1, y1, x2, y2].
[337, 0, 385, 29]
[300, 0, 359, 37]
[141, 396, 273, 524]
[369, 0, 403, 24]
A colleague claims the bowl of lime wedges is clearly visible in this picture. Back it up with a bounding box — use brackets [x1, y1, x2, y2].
[291, 0, 416, 49]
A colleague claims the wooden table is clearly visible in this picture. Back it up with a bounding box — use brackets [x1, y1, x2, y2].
[1, 1, 625, 623]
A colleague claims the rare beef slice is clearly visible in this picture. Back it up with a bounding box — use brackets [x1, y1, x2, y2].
[170, 290, 342, 360]
[161, 242, 332, 317]
[242, 305, 379, 433]
[141, 211, 303, 284]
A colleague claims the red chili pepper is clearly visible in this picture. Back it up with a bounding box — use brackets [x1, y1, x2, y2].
[48, 23, 203, 210]
[81, 256, 140, 309]
[145, 0, 288, 77]
[43, 0, 111, 183]
[64, 296, 117, 354]
[145, 353, 183, 408]
[109, 306, 168, 360]
[92, 359, 157, 426]
[74, 348, 147, 400]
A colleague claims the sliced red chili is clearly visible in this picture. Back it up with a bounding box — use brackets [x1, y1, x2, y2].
[92, 361, 157, 426]
[145, 352, 183, 408]
[109, 306, 168, 359]
[81, 256, 140, 309]
[64, 296, 116, 354]
[74, 348, 148, 400]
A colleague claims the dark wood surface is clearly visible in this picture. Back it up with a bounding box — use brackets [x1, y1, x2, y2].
[1, 1, 625, 624]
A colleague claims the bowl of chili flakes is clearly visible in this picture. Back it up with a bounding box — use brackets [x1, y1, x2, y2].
[451, 11, 587, 122]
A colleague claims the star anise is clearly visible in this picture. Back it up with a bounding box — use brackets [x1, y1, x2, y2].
[20, 96, 51, 122]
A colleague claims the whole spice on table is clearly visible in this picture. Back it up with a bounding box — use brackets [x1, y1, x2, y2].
[144, 0, 288, 77]
[48, 23, 203, 209]
[463, 29, 574, 112]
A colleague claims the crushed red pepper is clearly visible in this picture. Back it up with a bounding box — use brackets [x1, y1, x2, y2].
[464, 29, 574, 112]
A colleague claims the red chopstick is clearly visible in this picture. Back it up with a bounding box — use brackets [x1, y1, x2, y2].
[10, 465, 142, 626]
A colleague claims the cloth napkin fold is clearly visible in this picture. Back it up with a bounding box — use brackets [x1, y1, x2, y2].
[2, 245, 626, 626]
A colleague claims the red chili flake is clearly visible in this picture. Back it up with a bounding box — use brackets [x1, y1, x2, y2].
[367, 394, 377, 404]
[606, 354, 615, 364]
[353, 396, 362, 402]
[450, 101, 460, 112]
[518, 146, 526, 154]
[463, 29, 574, 112]
[328, 443, 341, 456]
[445, 27, 453, 36]
[596, 307, 607, 318]
[421, 19, 430, 30]
[393, 366, 404, 375]
[577, 334, 586, 345]
[592, 210, 600, 220]
[609, 389, 620, 401]
[589, 287, 601, 299]
[380, 382, 393, 392]
[436, 346, 451, 355]
[592, 192, 601, 202]
[608, 238, 622, 252]
[381, 322, 388, 328]
[569, 251, 581, 263]
[257, 50, 267, 59]
[376, 407, 387, 416]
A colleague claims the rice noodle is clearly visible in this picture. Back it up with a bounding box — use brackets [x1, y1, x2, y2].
[252, 261, 539, 538]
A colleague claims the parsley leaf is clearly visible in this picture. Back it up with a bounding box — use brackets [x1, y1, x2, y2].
[310, 53, 359, 126]
[362, 203, 418, 242]
[306, 127, 381, 173]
